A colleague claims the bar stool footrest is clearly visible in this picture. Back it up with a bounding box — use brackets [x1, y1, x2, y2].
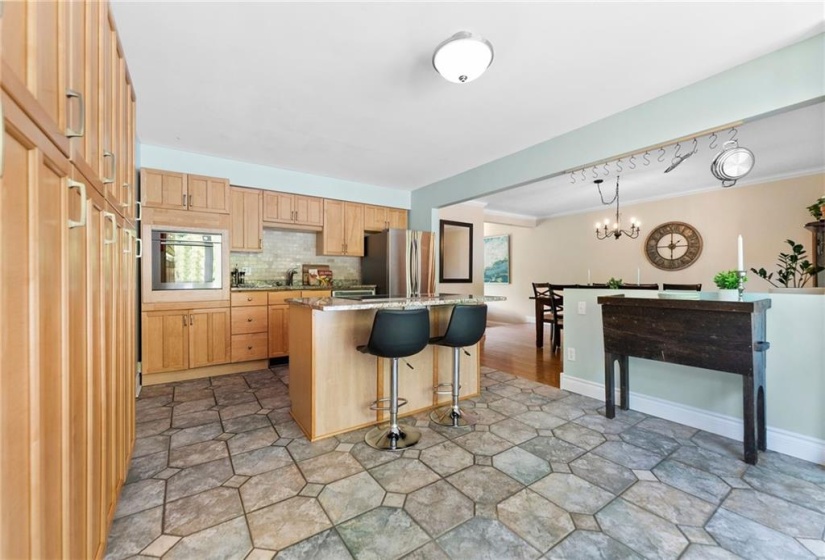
[369, 397, 408, 412]
[433, 382, 460, 396]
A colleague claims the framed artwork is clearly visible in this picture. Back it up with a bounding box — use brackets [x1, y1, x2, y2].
[484, 235, 510, 284]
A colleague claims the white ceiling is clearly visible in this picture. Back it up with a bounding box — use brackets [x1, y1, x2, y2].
[111, 1, 825, 209]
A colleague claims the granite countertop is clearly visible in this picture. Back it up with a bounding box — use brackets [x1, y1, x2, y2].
[288, 293, 506, 311]
[231, 283, 376, 292]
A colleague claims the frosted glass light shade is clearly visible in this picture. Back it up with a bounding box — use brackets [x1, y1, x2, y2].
[433, 31, 494, 84]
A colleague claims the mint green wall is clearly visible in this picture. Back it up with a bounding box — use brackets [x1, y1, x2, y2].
[562, 289, 825, 442]
[409, 33, 825, 230]
[139, 145, 410, 209]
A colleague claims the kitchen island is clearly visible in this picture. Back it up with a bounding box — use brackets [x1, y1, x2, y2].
[288, 294, 505, 441]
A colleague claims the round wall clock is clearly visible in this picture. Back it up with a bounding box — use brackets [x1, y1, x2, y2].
[644, 221, 703, 271]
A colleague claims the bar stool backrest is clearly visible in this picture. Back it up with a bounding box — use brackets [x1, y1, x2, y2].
[364, 308, 430, 358]
[435, 304, 488, 348]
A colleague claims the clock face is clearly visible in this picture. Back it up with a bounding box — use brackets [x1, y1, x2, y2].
[644, 222, 703, 271]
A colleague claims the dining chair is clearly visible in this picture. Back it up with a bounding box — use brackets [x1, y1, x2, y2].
[622, 283, 660, 290]
[532, 283, 557, 345]
[547, 285, 567, 354]
[662, 283, 702, 291]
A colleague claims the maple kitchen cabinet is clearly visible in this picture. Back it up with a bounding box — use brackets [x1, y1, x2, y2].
[140, 168, 231, 214]
[364, 204, 408, 232]
[231, 186, 263, 251]
[262, 191, 324, 229]
[1, 2, 139, 557]
[141, 307, 231, 374]
[317, 199, 365, 256]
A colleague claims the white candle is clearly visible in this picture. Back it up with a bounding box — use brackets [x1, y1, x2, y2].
[737, 235, 744, 271]
[636, 267, 640, 285]
[587, 269, 591, 285]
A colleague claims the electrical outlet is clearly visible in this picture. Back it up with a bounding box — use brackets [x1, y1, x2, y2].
[577, 301, 586, 315]
[567, 347, 576, 361]
[242, 267, 251, 275]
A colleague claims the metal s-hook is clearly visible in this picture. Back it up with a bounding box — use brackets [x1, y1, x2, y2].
[616, 159, 623, 173]
[629, 155, 636, 169]
[592, 167, 598, 180]
[602, 163, 609, 176]
[643, 151, 651, 166]
[570, 171, 576, 184]
[709, 131, 718, 149]
[728, 127, 738, 141]
[673, 142, 682, 158]
[580, 168, 586, 182]
[691, 137, 698, 154]
[657, 148, 666, 162]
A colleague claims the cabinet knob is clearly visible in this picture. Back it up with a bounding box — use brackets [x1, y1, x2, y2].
[247, 345, 252, 350]
[247, 297, 253, 301]
[247, 318, 253, 322]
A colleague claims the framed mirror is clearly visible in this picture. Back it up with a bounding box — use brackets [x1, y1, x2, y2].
[439, 220, 473, 283]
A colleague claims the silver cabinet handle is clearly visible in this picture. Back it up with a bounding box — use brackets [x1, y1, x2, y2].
[135, 200, 142, 221]
[121, 183, 131, 208]
[65, 89, 85, 138]
[102, 151, 115, 184]
[67, 179, 87, 229]
[190, 314, 193, 326]
[135, 237, 143, 259]
[103, 211, 117, 244]
[183, 193, 188, 207]
[123, 231, 132, 254]
[183, 315, 187, 327]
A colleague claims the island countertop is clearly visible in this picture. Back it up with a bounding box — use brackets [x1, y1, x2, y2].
[287, 293, 505, 311]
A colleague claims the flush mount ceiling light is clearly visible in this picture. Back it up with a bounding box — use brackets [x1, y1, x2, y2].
[432, 31, 494, 84]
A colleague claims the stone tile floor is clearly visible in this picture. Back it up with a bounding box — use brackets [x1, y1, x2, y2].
[106, 366, 825, 559]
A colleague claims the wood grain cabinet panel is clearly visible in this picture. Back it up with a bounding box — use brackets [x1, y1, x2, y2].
[232, 333, 269, 362]
[142, 310, 189, 374]
[388, 208, 407, 229]
[263, 192, 323, 229]
[231, 292, 268, 307]
[231, 306, 268, 335]
[188, 175, 231, 214]
[268, 306, 289, 357]
[140, 168, 187, 210]
[189, 308, 231, 368]
[231, 186, 263, 251]
[318, 200, 364, 256]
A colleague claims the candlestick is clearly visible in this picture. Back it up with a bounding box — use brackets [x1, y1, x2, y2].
[636, 268, 640, 285]
[737, 235, 744, 271]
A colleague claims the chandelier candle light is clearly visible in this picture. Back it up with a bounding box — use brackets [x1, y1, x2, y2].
[738, 235, 746, 300]
[595, 176, 640, 240]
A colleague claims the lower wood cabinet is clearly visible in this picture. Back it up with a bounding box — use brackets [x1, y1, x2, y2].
[142, 308, 231, 374]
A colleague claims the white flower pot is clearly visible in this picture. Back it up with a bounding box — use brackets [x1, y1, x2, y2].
[717, 289, 739, 301]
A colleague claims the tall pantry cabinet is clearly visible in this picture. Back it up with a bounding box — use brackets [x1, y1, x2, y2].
[1, 2, 139, 558]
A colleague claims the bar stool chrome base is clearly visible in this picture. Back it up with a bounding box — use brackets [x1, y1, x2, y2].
[365, 424, 421, 450]
[430, 405, 476, 427]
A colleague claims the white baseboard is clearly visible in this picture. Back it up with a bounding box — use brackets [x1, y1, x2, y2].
[561, 375, 825, 465]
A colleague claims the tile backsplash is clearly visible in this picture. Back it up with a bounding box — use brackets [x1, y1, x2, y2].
[231, 229, 361, 283]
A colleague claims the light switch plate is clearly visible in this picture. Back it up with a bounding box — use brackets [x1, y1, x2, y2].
[567, 347, 576, 361]
[578, 301, 586, 315]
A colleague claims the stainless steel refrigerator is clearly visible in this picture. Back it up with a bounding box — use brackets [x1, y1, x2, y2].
[362, 229, 435, 296]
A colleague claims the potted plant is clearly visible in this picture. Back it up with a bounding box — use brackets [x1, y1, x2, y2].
[806, 196, 825, 221]
[713, 270, 743, 301]
[607, 277, 623, 289]
[750, 239, 825, 292]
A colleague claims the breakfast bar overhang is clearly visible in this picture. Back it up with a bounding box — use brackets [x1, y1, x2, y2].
[287, 294, 504, 441]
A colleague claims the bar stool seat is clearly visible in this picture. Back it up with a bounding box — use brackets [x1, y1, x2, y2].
[430, 304, 487, 427]
[357, 308, 430, 450]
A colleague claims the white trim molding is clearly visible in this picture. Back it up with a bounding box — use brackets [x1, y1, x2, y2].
[561, 374, 825, 465]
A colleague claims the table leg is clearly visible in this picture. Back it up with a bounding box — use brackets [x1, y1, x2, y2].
[535, 300, 544, 348]
[618, 355, 629, 410]
[754, 349, 768, 452]
[604, 352, 616, 419]
[742, 375, 758, 465]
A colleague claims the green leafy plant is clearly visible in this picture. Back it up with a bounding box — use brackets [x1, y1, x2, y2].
[607, 277, 623, 289]
[807, 196, 825, 220]
[713, 270, 743, 289]
[750, 239, 825, 288]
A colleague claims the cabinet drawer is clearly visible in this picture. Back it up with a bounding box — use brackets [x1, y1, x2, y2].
[231, 306, 268, 334]
[268, 291, 295, 305]
[231, 292, 268, 307]
[231, 333, 268, 362]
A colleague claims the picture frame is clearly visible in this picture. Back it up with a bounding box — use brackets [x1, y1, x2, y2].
[484, 234, 510, 284]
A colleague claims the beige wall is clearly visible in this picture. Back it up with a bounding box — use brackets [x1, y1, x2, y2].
[437, 203, 485, 295]
[484, 173, 825, 323]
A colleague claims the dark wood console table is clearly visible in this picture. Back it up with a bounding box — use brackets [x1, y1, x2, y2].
[597, 295, 771, 465]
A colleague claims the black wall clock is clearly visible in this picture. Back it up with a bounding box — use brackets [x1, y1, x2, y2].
[644, 221, 703, 271]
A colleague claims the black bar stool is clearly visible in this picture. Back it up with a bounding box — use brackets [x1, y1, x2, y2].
[430, 304, 487, 427]
[358, 308, 431, 450]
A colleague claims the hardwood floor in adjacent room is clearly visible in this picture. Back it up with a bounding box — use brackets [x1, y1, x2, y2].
[480, 322, 562, 387]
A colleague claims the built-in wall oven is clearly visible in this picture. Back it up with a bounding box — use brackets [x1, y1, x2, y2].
[151, 230, 223, 290]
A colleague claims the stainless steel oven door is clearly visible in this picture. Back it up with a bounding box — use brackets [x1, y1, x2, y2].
[151, 230, 223, 290]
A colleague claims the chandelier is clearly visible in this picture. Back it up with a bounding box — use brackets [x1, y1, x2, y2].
[595, 176, 640, 240]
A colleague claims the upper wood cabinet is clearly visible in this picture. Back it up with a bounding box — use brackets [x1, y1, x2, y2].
[318, 200, 365, 256]
[364, 205, 408, 232]
[140, 169, 230, 214]
[231, 187, 263, 252]
[262, 192, 323, 230]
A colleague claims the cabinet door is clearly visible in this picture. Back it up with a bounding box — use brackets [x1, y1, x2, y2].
[189, 308, 231, 368]
[294, 195, 323, 227]
[141, 310, 189, 374]
[99, 9, 115, 189]
[388, 208, 407, 229]
[0, 96, 71, 559]
[188, 175, 230, 214]
[321, 199, 345, 255]
[363, 205, 387, 232]
[344, 202, 365, 256]
[268, 306, 288, 357]
[230, 187, 262, 251]
[140, 168, 186, 210]
[262, 191, 295, 224]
